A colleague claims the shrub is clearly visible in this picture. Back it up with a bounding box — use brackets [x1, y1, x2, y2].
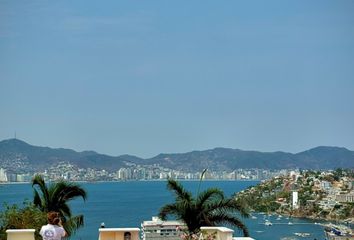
[0, 200, 46, 240]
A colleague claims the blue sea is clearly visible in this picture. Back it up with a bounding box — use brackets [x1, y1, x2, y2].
[0, 181, 327, 240]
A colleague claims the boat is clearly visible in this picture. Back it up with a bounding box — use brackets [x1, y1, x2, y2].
[280, 237, 297, 240]
[264, 220, 272, 226]
[251, 215, 257, 219]
[294, 232, 310, 237]
[288, 221, 293, 225]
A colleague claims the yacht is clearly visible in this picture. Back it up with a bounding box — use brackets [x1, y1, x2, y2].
[264, 220, 272, 226]
[294, 232, 310, 237]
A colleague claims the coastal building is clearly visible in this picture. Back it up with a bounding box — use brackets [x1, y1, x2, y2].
[141, 217, 185, 240]
[16, 173, 31, 182]
[321, 181, 332, 192]
[336, 191, 354, 203]
[292, 191, 299, 209]
[319, 198, 338, 210]
[0, 168, 8, 182]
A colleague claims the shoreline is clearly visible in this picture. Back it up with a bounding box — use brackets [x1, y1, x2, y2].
[0, 179, 260, 185]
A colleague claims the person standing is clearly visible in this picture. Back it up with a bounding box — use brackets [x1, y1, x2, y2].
[40, 212, 67, 240]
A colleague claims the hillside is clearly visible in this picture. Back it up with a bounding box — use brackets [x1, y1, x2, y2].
[0, 139, 140, 172]
[0, 139, 353, 172]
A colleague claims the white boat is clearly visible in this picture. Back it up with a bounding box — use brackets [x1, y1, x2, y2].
[251, 215, 257, 219]
[264, 220, 272, 226]
[294, 232, 310, 237]
[288, 221, 293, 225]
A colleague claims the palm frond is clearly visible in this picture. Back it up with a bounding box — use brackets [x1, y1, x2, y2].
[61, 185, 87, 202]
[158, 204, 179, 220]
[33, 189, 44, 210]
[59, 203, 72, 219]
[32, 175, 49, 207]
[196, 188, 224, 208]
[204, 198, 249, 218]
[167, 178, 192, 202]
[63, 215, 84, 236]
[160, 179, 249, 236]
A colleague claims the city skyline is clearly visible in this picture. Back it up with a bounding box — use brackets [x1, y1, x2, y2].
[1, 1, 354, 158]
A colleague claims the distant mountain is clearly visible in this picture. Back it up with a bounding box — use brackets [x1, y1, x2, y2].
[0, 139, 141, 172]
[142, 146, 354, 171]
[0, 138, 353, 172]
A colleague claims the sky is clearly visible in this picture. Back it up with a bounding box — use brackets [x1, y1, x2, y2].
[0, 1, 354, 158]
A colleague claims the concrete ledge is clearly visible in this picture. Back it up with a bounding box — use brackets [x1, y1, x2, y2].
[99, 228, 140, 232]
[201, 227, 234, 233]
[6, 229, 35, 240]
[6, 229, 35, 233]
[233, 238, 256, 240]
[98, 228, 140, 240]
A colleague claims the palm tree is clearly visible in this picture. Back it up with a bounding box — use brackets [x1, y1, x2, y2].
[158, 178, 250, 237]
[32, 174, 87, 236]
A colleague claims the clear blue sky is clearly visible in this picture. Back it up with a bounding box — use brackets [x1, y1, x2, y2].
[1, 1, 353, 158]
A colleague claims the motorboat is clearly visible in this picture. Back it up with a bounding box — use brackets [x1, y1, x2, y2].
[264, 220, 272, 226]
[294, 232, 310, 237]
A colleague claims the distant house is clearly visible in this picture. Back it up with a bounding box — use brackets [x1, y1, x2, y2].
[321, 181, 332, 192]
[318, 198, 338, 210]
[336, 191, 354, 203]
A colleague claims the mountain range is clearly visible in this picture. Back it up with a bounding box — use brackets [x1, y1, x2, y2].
[0, 138, 353, 172]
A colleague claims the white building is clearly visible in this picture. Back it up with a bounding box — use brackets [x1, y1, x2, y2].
[292, 191, 299, 209]
[336, 191, 354, 203]
[141, 217, 185, 240]
[0, 168, 8, 182]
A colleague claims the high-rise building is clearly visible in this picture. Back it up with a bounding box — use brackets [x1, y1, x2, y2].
[0, 168, 8, 182]
[292, 191, 299, 209]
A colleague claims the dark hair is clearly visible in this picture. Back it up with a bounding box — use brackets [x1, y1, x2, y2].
[47, 211, 60, 225]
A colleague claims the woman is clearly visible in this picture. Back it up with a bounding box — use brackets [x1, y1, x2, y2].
[40, 211, 67, 240]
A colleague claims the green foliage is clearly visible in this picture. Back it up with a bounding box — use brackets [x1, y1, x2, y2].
[32, 174, 87, 237]
[159, 178, 249, 237]
[0, 201, 47, 240]
[277, 191, 290, 199]
[338, 203, 354, 218]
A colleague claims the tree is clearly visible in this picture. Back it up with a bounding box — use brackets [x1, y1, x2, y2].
[0, 201, 47, 240]
[31, 175, 87, 236]
[158, 178, 249, 237]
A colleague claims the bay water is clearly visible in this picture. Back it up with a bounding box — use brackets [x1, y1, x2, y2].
[0, 181, 326, 240]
